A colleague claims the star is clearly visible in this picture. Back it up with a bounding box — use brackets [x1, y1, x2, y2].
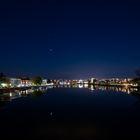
[50, 112, 53, 116]
[49, 49, 53, 52]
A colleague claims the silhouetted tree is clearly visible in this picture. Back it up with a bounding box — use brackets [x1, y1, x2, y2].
[105, 80, 110, 85]
[0, 73, 10, 85]
[88, 79, 91, 84]
[0, 73, 5, 82]
[0, 72, 5, 77]
[93, 79, 98, 84]
[47, 79, 51, 84]
[136, 69, 140, 78]
[32, 76, 42, 86]
[133, 69, 140, 86]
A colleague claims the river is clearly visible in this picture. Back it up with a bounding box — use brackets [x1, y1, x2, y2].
[0, 85, 140, 139]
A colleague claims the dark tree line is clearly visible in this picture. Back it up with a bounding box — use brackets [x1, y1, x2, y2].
[132, 69, 140, 86]
[31, 76, 42, 85]
[0, 73, 10, 84]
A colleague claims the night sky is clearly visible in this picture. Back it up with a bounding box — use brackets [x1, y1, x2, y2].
[0, 0, 140, 79]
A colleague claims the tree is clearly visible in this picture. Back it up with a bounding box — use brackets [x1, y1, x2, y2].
[88, 79, 91, 84]
[32, 76, 42, 86]
[0, 73, 6, 82]
[133, 69, 140, 86]
[0, 73, 10, 85]
[47, 79, 51, 84]
[0, 72, 5, 77]
[135, 69, 140, 78]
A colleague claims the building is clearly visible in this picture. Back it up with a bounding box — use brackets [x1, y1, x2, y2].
[20, 77, 32, 87]
[10, 78, 21, 87]
[42, 79, 47, 86]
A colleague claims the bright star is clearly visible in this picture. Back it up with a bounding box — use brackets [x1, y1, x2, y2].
[49, 49, 53, 52]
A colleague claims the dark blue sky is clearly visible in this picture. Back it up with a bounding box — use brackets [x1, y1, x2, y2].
[0, 0, 140, 79]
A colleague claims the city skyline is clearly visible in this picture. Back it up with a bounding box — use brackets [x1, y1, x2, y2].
[0, 0, 140, 79]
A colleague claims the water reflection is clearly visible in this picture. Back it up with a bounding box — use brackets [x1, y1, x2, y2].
[89, 85, 138, 94]
[0, 85, 139, 108]
[0, 86, 50, 108]
[31, 90, 43, 96]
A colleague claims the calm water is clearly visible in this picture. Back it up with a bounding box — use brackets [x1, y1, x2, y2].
[0, 86, 140, 139]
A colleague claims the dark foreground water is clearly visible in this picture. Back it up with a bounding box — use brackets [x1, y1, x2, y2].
[0, 86, 140, 139]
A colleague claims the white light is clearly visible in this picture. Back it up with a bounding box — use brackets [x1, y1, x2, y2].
[90, 85, 94, 91]
[1, 83, 8, 87]
[10, 93, 12, 97]
[79, 84, 83, 88]
[78, 80, 83, 84]
[84, 84, 88, 88]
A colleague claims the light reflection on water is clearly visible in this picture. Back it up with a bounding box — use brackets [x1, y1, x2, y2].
[0, 85, 140, 139]
[0, 85, 139, 105]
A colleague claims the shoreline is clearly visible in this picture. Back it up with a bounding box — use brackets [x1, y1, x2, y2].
[0, 87, 31, 93]
[0, 84, 139, 93]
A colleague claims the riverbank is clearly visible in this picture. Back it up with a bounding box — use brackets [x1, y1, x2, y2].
[90, 83, 140, 88]
[0, 84, 139, 93]
[0, 87, 32, 93]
